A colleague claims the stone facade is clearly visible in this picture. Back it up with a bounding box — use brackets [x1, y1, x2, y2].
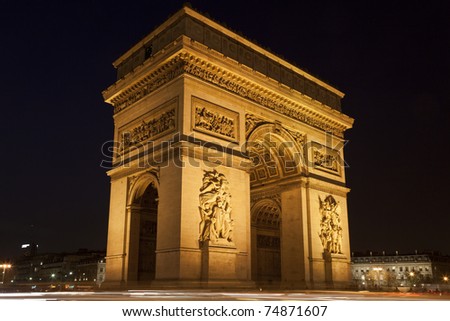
[102, 6, 354, 289]
[351, 253, 450, 290]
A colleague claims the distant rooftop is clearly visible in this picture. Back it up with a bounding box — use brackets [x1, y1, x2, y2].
[352, 250, 449, 259]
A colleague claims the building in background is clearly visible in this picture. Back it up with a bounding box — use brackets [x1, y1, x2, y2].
[351, 252, 450, 291]
[5, 248, 106, 291]
[96, 259, 106, 287]
[20, 243, 39, 257]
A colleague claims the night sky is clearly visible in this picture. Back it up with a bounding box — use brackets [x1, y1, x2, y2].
[1, 1, 449, 260]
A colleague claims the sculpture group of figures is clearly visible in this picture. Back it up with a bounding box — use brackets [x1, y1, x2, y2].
[318, 195, 343, 254]
[195, 107, 235, 139]
[121, 109, 176, 151]
[313, 148, 339, 173]
[198, 170, 234, 244]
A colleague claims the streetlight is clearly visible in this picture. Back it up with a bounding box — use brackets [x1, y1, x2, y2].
[409, 272, 416, 290]
[1, 263, 12, 284]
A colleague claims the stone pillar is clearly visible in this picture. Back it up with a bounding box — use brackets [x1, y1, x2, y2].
[154, 161, 186, 282]
[280, 184, 309, 288]
[250, 225, 257, 281]
[201, 241, 238, 282]
[323, 252, 351, 289]
[306, 180, 352, 289]
[104, 176, 128, 288]
[153, 152, 252, 288]
[124, 206, 141, 283]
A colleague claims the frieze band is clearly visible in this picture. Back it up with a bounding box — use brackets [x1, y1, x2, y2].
[182, 53, 345, 137]
[110, 52, 346, 137]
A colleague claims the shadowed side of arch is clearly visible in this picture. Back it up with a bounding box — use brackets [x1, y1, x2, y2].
[251, 198, 281, 228]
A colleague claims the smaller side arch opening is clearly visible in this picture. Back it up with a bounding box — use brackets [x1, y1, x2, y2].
[129, 175, 159, 282]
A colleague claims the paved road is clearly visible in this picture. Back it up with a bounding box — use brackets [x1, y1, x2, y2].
[0, 289, 449, 301]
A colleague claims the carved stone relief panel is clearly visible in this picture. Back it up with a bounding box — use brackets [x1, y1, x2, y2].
[245, 113, 266, 137]
[318, 195, 343, 254]
[286, 128, 306, 148]
[311, 142, 340, 175]
[198, 169, 234, 245]
[192, 96, 239, 142]
[118, 98, 178, 154]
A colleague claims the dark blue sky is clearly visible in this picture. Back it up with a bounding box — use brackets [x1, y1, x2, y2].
[1, 0, 449, 259]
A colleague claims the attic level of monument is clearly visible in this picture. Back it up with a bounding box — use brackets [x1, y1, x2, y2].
[107, 6, 343, 112]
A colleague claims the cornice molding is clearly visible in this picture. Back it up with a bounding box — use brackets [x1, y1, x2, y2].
[108, 55, 185, 114]
[306, 176, 350, 196]
[182, 52, 349, 137]
[106, 50, 352, 137]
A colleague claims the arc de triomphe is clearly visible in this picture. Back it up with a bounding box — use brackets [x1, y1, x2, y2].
[102, 6, 354, 289]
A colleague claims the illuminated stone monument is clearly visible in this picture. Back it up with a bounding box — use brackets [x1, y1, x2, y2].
[102, 6, 354, 289]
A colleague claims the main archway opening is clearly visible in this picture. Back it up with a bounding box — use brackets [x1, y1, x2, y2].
[251, 199, 281, 285]
[132, 182, 159, 282]
[246, 124, 305, 286]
